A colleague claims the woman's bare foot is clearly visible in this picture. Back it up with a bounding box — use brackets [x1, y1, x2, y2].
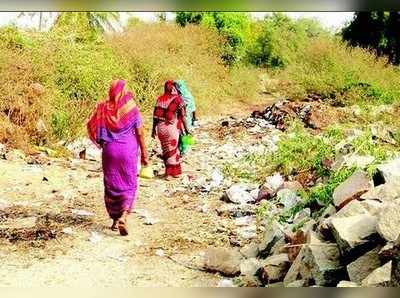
[117, 212, 129, 236]
[164, 175, 172, 181]
[110, 220, 118, 231]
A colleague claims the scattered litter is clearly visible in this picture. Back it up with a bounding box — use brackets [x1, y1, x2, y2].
[218, 279, 235, 287]
[0, 199, 10, 210]
[62, 227, 74, 235]
[277, 189, 299, 210]
[210, 170, 224, 188]
[155, 249, 165, 257]
[265, 173, 284, 192]
[237, 225, 257, 240]
[234, 216, 255, 227]
[225, 184, 255, 205]
[72, 209, 94, 217]
[88, 231, 102, 243]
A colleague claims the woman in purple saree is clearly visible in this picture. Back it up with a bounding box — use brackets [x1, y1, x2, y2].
[87, 80, 149, 236]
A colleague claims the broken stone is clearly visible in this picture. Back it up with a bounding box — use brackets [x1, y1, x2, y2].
[333, 170, 373, 209]
[379, 243, 394, 263]
[203, 247, 242, 277]
[362, 261, 391, 287]
[342, 154, 375, 169]
[286, 280, 308, 287]
[258, 221, 284, 258]
[346, 246, 382, 283]
[234, 216, 255, 227]
[237, 225, 257, 240]
[225, 184, 255, 205]
[240, 243, 259, 259]
[284, 235, 345, 287]
[361, 180, 400, 203]
[360, 200, 383, 216]
[336, 281, 359, 287]
[330, 214, 380, 262]
[257, 254, 291, 284]
[240, 258, 261, 277]
[377, 201, 400, 242]
[377, 157, 400, 184]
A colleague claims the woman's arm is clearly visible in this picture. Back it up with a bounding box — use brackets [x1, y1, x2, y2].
[135, 125, 149, 166]
[179, 108, 190, 135]
[151, 118, 158, 139]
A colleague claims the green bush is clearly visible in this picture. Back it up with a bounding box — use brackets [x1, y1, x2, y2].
[280, 36, 400, 105]
[201, 12, 251, 65]
[247, 13, 327, 68]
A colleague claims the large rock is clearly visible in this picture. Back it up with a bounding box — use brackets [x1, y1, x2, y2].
[240, 243, 259, 259]
[360, 200, 383, 216]
[257, 254, 291, 285]
[346, 246, 382, 283]
[319, 200, 370, 237]
[377, 201, 400, 242]
[333, 170, 373, 209]
[361, 180, 400, 203]
[330, 214, 380, 262]
[283, 238, 345, 286]
[258, 221, 284, 258]
[240, 258, 261, 277]
[362, 261, 391, 287]
[203, 247, 242, 276]
[377, 157, 400, 183]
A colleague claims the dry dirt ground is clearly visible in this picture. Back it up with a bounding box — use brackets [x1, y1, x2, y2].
[0, 100, 274, 287]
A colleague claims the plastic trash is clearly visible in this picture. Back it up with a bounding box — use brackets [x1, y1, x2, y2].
[139, 166, 154, 179]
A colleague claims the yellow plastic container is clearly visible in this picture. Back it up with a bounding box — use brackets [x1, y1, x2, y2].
[139, 166, 154, 179]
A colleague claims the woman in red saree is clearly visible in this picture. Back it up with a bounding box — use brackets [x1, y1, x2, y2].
[152, 80, 189, 180]
[87, 79, 149, 236]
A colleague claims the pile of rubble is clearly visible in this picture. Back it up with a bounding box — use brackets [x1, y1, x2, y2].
[204, 157, 400, 287]
[221, 100, 345, 132]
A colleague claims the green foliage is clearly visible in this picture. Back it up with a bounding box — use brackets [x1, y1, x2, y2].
[52, 12, 119, 43]
[0, 25, 34, 50]
[175, 12, 204, 26]
[53, 42, 129, 101]
[342, 12, 400, 65]
[303, 167, 356, 206]
[279, 36, 400, 105]
[126, 16, 143, 28]
[247, 13, 327, 68]
[200, 12, 252, 64]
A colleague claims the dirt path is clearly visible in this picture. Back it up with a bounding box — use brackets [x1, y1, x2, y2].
[0, 93, 277, 286]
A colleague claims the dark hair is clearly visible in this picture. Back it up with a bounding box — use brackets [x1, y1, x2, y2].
[173, 81, 182, 95]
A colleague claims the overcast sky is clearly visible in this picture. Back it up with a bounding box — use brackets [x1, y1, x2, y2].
[0, 12, 354, 31]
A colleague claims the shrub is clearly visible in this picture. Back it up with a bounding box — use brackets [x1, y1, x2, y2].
[201, 12, 252, 65]
[279, 37, 400, 105]
[247, 13, 327, 68]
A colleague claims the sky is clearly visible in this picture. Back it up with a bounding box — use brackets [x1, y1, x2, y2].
[0, 12, 355, 32]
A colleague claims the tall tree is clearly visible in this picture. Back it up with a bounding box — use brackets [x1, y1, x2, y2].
[386, 11, 400, 64]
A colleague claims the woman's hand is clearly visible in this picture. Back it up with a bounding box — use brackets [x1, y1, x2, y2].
[141, 152, 149, 166]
